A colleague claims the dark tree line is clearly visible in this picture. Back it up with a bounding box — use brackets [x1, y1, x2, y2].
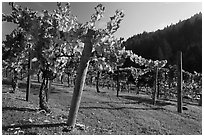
[123, 12, 202, 73]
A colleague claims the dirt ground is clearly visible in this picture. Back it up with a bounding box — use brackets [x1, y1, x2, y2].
[2, 80, 202, 135]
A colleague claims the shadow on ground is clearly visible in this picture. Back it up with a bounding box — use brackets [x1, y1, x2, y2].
[79, 106, 164, 111]
[2, 122, 67, 132]
[2, 106, 38, 112]
[119, 95, 174, 106]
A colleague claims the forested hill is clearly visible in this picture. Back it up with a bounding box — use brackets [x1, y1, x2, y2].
[123, 12, 202, 73]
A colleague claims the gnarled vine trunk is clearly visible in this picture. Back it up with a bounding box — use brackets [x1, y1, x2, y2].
[11, 69, 18, 93]
[46, 80, 52, 102]
[5, 68, 8, 78]
[39, 77, 51, 113]
[39, 68, 56, 113]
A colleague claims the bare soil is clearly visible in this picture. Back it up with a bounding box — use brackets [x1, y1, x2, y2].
[2, 79, 202, 135]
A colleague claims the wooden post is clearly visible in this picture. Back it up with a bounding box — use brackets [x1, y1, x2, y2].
[37, 70, 41, 83]
[112, 81, 115, 91]
[157, 71, 160, 99]
[20, 69, 23, 80]
[127, 82, 130, 93]
[177, 51, 183, 113]
[152, 67, 158, 105]
[90, 75, 93, 86]
[116, 67, 120, 97]
[60, 74, 63, 84]
[26, 46, 32, 101]
[96, 71, 100, 93]
[67, 73, 70, 87]
[67, 30, 94, 128]
[5, 68, 8, 78]
[198, 94, 202, 106]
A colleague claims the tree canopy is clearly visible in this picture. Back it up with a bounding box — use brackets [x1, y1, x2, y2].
[123, 13, 202, 73]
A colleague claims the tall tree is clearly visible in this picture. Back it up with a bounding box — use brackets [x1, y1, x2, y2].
[124, 13, 202, 73]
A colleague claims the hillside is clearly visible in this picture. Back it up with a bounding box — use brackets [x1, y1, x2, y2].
[123, 13, 202, 73]
[2, 79, 202, 135]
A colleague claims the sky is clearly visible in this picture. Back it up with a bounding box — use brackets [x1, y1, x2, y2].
[2, 1, 202, 40]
